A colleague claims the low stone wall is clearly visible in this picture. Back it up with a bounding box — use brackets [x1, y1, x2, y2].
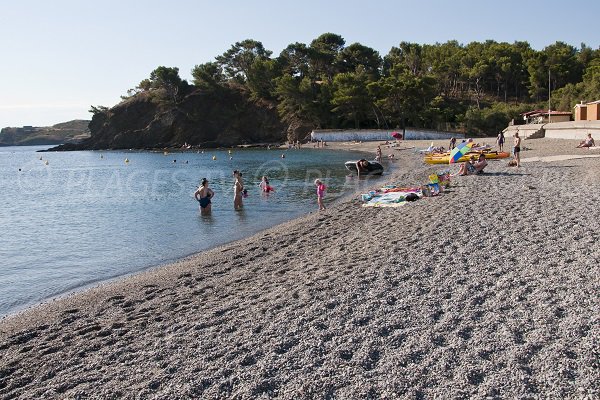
[543, 121, 600, 139]
[311, 129, 464, 142]
[503, 124, 545, 139]
[502, 121, 600, 140]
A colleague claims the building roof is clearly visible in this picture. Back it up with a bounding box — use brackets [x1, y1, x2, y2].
[522, 110, 572, 117]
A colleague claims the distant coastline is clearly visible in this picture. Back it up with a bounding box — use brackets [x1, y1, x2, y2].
[0, 119, 90, 146]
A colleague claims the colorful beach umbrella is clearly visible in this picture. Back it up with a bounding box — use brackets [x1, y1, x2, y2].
[449, 141, 473, 164]
[391, 131, 403, 139]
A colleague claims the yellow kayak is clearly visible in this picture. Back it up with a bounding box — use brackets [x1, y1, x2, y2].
[424, 151, 510, 165]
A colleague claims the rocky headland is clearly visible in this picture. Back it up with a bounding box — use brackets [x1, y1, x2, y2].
[50, 86, 299, 151]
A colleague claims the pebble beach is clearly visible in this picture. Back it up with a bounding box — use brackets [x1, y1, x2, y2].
[1, 138, 598, 398]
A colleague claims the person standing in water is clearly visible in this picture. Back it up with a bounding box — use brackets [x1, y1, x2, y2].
[259, 176, 274, 193]
[315, 179, 326, 211]
[233, 170, 244, 210]
[194, 178, 214, 215]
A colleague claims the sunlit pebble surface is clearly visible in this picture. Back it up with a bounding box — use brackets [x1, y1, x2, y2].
[0, 138, 599, 398]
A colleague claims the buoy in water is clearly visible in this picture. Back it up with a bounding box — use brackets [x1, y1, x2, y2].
[125, 158, 129, 163]
[212, 156, 217, 160]
[281, 154, 285, 158]
[229, 157, 233, 160]
[39, 156, 43, 160]
[44, 160, 49, 165]
[228, 150, 232, 154]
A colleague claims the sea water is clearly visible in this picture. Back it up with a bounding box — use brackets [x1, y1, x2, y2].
[0, 145, 377, 316]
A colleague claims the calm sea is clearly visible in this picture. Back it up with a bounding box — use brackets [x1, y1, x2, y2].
[0, 145, 377, 316]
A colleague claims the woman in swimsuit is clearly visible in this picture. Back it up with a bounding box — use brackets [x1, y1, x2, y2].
[577, 133, 595, 148]
[233, 170, 244, 210]
[194, 178, 214, 215]
[315, 179, 326, 211]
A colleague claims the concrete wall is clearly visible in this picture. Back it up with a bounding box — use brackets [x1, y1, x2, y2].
[503, 124, 545, 139]
[588, 104, 600, 120]
[543, 121, 600, 139]
[310, 129, 464, 142]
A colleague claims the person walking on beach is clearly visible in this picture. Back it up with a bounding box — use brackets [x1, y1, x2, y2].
[315, 179, 326, 211]
[194, 178, 214, 215]
[375, 145, 382, 162]
[497, 131, 505, 152]
[449, 137, 456, 150]
[233, 170, 244, 210]
[513, 132, 521, 168]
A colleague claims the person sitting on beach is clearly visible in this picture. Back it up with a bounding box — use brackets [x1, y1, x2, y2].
[457, 154, 487, 176]
[194, 178, 214, 215]
[577, 133, 595, 148]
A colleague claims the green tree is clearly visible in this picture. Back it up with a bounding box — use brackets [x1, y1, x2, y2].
[331, 71, 371, 128]
[309, 33, 345, 82]
[337, 43, 381, 80]
[246, 58, 281, 101]
[216, 39, 272, 83]
[370, 65, 437, 132]
[142, 66, 188, 103]
[278, 42, 311, 78]
[191, 62, 225, 90]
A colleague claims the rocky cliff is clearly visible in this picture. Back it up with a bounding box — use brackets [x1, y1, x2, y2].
[51, 86, 287, 151]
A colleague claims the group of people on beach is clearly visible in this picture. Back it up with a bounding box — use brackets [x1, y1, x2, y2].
[194, 171, 326, 215]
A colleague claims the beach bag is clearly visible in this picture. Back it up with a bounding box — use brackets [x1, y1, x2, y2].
[405, 192, 419, 202]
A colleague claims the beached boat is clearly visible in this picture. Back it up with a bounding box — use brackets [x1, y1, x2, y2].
[424, 151, 510, 165]
[345, 160, 384, 175]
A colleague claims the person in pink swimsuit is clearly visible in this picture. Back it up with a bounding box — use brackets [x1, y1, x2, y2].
[315, 179, 326, 211]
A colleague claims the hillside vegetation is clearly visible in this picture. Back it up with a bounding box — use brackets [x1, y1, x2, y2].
[59, 35, 600, 150]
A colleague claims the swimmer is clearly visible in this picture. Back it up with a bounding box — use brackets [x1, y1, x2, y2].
[194, 178, 214, 215]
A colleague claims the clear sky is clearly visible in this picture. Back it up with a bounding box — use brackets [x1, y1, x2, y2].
[1, 0, 599, 128]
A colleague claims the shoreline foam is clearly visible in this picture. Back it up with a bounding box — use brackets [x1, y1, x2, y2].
[1, 138, 598, 398]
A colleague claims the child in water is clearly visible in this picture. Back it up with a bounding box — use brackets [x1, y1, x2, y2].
[259, 176, 275, 193]
[315, 179, 326, 211]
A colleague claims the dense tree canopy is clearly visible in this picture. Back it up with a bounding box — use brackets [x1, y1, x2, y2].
[126, 35, 600, 136]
